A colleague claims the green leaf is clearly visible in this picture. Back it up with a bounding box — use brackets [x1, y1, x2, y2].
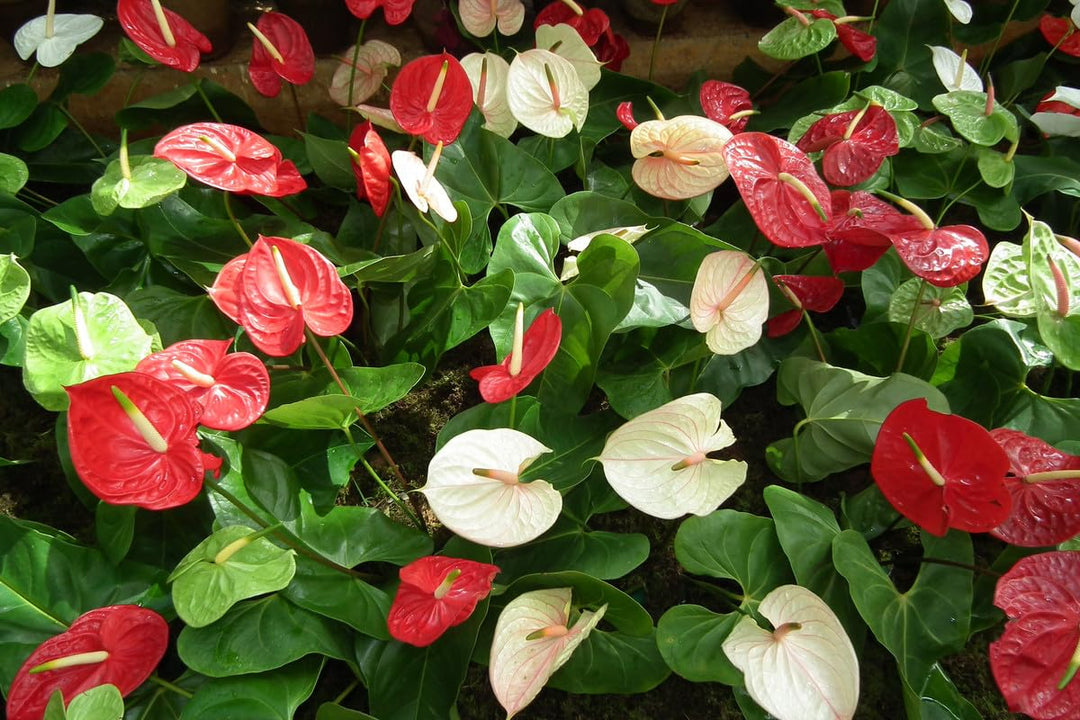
[912, 123, 963, 154]
[180, 657, 322, 720]
[827, 322, 938, 380]
[126, 287, 232, 347]
[137, 194, 252, 286]
[755, 72, 851, 132]
[674, 510, 794, 612]
[887, 278, 974, 339]
[1012, 155, 1080, 205]
[893, 151, 955, 199]
[337, 363, 426, 414]
[635, 222, 734, 305]
[548, 191, 651, 243]
[0, 84, 38, 130]
[1037, 311, 1080, 371]
[90, 156, 187, 215]
[177, 595, 352, 676]
[656, 605, 742, 684]
[976, 148, 1014, 189]
[303, 134, 354, 190]
[280, 557, 392, 639]
[51, 52, 115, 101]
[16, 103, 68, 153]
[865, 0, 948, 107]
[932, 91, 1018, 146]
[42, 195, 102, 236]
[548, 629, 670, 694]
[758, 16, 838, 60]
[768, 357, 950, 482]
[260, 394, 368, 430]
[66, 684, 124, 720]
[0, 254, 31, 325]
[316, 705, 379, 720]
[902, 664, 984, 720]
[94, 502, 135, 564]
[44, 690, 67, 720]
[116, 80, 259, 132]
[23, 291, 154, 411]
[833, 529, 973, 684]
[0, 154, 30, 195]
[505, 571, 653, 635]
[169, 525, 297, 628]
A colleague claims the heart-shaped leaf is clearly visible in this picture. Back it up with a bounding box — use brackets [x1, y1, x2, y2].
[932, 91, 1019, 146]
[0, 254, 31, 325]
[887, 277, 974, 339]
[982, 241, 1036, 317]
[90, 155, 187, 215]
[758, 15, 838, 61]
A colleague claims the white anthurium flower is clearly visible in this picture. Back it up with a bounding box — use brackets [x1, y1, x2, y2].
[690, 250, 769, 355]
[14, 0, 103, 68]
[597, 393, 747, 519]
[461, 52, 517, 138]
[490, 587, 606, 719]
[329, 40, 401, 107]
[630, 116, 733, 201]
[353, 104, 406, 134]
[560, 225, 652, 280]
[507, 49, 588, 139]
[723, 585, 859, 720]
[1031, 86, 1080, 138]
[459, 0, 525, 38]
[392, 145, 458, 223]
[943, 0, 972, 24]
[928, 45, 983, 93]
[535, 23, 603, 91]
[1073, 0, 1080, 28]
[422, 428, 561, 547]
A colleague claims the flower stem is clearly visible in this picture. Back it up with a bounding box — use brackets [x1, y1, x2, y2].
[54, 104, 105, 159]
[357, 453, 424, 531]
[804, 311, 827, 363]
[648, 5, 669, 83]
[896, 279, 927, 373]
[346, 20, 367, 132]
[333, 680, 360, 706]
[223, 193, 253, 247]
[979, 0, 1020, 76]
[149, 675, 193, 699]
[288, 83, 306, 134]
[508, 394, 517, 428]
[195, 81, 224, 123]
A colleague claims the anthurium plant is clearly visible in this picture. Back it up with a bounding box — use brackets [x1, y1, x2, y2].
[1, 0, 1079, 718]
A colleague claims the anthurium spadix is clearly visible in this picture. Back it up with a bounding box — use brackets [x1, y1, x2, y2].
[329, 40, 401, 107]
[489, 587, 607, 719]
[929, 46, 983, 93]
[392, 146, 458, 223]
[13, 1, 103, 68]
[507, 48, 588, 138]
[598, 393, 747, 519]
[630, 115, 733, 200]
[690, 250, 769, 355]
[422, 428, 561, 547]
[535, 23, 604, 90]
[722, 585, 859, 720]
[459, 0, 525, 37]
[461, 52, 517, 138]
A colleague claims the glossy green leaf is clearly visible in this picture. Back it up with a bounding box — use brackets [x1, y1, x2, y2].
[976, 148, 1014, 189]
[932, 91, 1018, 146]
[755, 72, 851, 132]
[505, 571, 652, 635]
[261, 394, 367, 430]
[316, 705, 379, 720]
[15, 103, 68, 153]
[912, 123, 963, 154]
[1037, 310, 1080, 370]
[656, 605, 742, 684]
[65, 684, 124, 720]
[840, 483, 901, 541]
[865, 0, 948, 106]
[548, 629, 670, 694]
[116, 80, 258, 132]
[137, 194, 252, 286]
[280, 557, 391, 639]
[90, 156, 187, 215]
[902, 664, 983, 720]
[304, 134, 353, 190]
[827, 322, 938, 380]
[893, 151, 954, 199]
[51, 52, 115, 101]
[1012, 155, 1080, 205]
[758, 16, 837, 60]
[126, 286, 232, 346]
[94, 502, 135, 565]
[180, 657, 322, 720]
[887, 278, 974, 339]
[0, 154, 30, 195]
[0, 254, 30, 325]
[0, 84, 38, 129]
[982, 241, 1035, 317]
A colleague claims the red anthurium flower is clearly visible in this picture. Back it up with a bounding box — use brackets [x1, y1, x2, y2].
[871, 398, 1011, 537]
[616, 101, 638, 131]
[247, 12, 315, 99]
[699, 80, 754, 133]
[823, 190, 904, 273]
[346, 0, 416, 25]
[154, 122, 306, 197]
[991, 551, 1080, 720]
[387, 555, 500, 647]
[766, 274, 845, 338]
[390, 53, 473, 145]
[722, 132, 832, 248]
[593, 25, 630, 71]
[651, 0, 679, 5]
[208, 235, 353, 357]
[117, 0, 212, 73]
[534, 1, 610, 46]
[6, 606, 168, 720]
[797, 104, 898, 186]
[876, 193, 989, 287]
[988, 429, 1080, 547]
[135, 339, 270, 431]
[66, 372, 221, 510]
[470, 306, 561, 403]
[1039, 15, 1080, 58]
[347, 121, 392, 217]
[809, 10, 877, 62]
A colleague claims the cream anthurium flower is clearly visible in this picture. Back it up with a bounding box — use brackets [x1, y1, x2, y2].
[1073, 0, 1080, 28]
[14, 0, 103, 68]
[329, 40, 401, 107]
[560, 225, 652, 280]
[535, 23, 603, 91]
[690, 250, 769, 355]
[723, 585, 859, 720]
[461, 52, 517, 138]
[422, 428, 561, 547]
[943, 0, 973, 24]
[1032, 86, 1080, 137]
[597, 393, 747, 519]
[392, 145, 458, 223]
[507, 49, 588, 138]
[630, 115, 733, 201]
[459, 0, 524, 38]
[928, 45, 983, 92]
[490, 587, 607, 719]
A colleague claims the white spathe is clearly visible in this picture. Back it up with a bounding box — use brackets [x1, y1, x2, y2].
[928, 45, 983, 93]
[507, 49, 588, 138]
[943, 0, 972, 24]
[459, 0, 525, 38]
[461, 52, 517, 138]
[329, 41, 401, 107]
[535, 23, 603, 90]
[689, 250, 769, 355]
[391, 149, 458, 223]
[14, 13, 103, 68]
[630, 115, 733, 200]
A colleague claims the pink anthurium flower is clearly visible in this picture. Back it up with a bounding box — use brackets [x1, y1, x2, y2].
[823, 190, 904, 273]
[699, 80, 754, 133]
[598, 393, 747, 518]
[461, 52, 517, 138]
[766, 274, 845, 338]
[392, 145, 458, 223]
[154, 122, 306, 197]
[1039, 14, 1080, 58]
[870, 398, 1011, 536]
[386, 556, 500, 647]
[345, 0, 416, 24]
[796, 104, 899, 187]
[13, 1, 103, 68]
[348, 121, 392, 217]
[247, 12, 315, 99]
[422, 428, 561, 547]
[470, 305, 561, 403]
[489, 587, 607, 719]
[690, 250, 769, 355]
[390, 53, 473, 145]
[809, 10, 877, 61]
[988, 429, 1080, 547]
[329, 40, 401, 107]
[876, 193, 989, 287]
[135, 339, 270, 431]
[630, 115, 733, 200]
[117, 0, 212, 73]
[507, 49, 589, 138]
[6, 606, 168, 720]
[991, 551, 1080, 720]
[66, 372, 222, 510]
[208, 235, 354, 357]
[723, 585, 859, 720]
[722, 132, 832, 248]
[459, 0, 525, 37]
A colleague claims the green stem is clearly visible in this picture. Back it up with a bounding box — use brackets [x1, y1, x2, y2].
[54, 103, 105, 158]
[492, 27, 500, 54]
[936, 180, 983, 224]
[1041, 363, 1057, 395]
[804, 312, 827, 363]
[123, 68, 146, 108]
[979, 0, 1020, 76]
[345, 20, 367, 132]
[895, 279, 927, 373]
[19, 187, 58, 207]
[508, 394, 517, 428]
[648, 5, 668, 83]
[793, 247, 822, 274]
[26, 61, 39, 83]
[149, 675, 193, 699]
[333, 679, 360, 706]
[223, 193, 253, 247]
[358, 453, 424, 531]
[288, 83, 305, 133]
[195, 80, 223, 123]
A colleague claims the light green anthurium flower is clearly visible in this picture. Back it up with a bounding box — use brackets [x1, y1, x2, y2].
[598, 393, 747, 519]
[392, 145, 458, 223]
[630, 115, 733, 200]
[723, 585, 859, 720]
[329, 40, 401, 107]
[928, 45, 982, 93]
[507, 48, 588, 138]
[1032, 86, 1080, 138]
[559, 224, 652, 280]
[461, 52, 517, 138]
[690, 250, 769, 355]
[422, 428, 561, 547]
[535, 23, 603, 91]
[943, 0, 972, 24]
[489, 587, 606, 719]
[459, 0, 524, 38]
[14, 0, 103, 68]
